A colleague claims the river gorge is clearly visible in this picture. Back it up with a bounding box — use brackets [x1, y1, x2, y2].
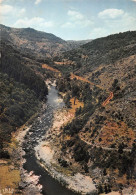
[19, 83, 79, 195]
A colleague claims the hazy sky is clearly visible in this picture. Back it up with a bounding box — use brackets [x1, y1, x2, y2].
[0, 0, 136, 40]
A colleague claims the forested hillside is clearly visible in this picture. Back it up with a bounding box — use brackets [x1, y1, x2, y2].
[1, 40, 48, 99]
[0, 73, 40, 156]
[0, 24, 91, 59]
[0, 38, 48, 158]
[53, 31, 136, 131]
[52, 31, 136, 193]
[54, 31, 136, 74]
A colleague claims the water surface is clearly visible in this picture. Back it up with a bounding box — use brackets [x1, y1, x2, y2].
[23, 85, 78, 195]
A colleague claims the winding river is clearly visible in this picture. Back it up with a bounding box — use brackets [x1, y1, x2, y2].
[22, 85, 79, 195]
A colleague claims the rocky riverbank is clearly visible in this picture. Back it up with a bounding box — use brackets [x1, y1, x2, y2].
[13, 83, 80, 195]
[16, 124, 43, 194]
[9, 82, 135, 195]
[35, 108, 97, 195]
[13, 103, 47, 194]
[10, 82, 134, 195]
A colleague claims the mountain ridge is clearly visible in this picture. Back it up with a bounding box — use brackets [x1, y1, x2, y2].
[0, 24, 92, 58]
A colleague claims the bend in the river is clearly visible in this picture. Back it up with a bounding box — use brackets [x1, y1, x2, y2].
[22, 84, 79, 195]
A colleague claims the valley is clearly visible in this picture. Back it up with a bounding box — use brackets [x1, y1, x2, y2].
[0, 25, 136, 195]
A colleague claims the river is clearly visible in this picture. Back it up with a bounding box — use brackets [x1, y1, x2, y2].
[22, 85, 79, 195]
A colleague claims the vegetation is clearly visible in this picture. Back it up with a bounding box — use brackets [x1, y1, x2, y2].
[0, 38, 48, 159]
[55, 31, 136, 193]
[0, 164, 20, 190]
[0, 24, 88, 59]
[54, 31, 136, 76]
[0, 25, 136, 193]
[1, 40, 48, 99]
[0, 72, 40, 157]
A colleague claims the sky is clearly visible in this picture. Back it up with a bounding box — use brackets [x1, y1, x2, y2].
[0, 0, 136, 40]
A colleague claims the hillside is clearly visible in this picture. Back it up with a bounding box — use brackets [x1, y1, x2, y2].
[0, 24, 91, 59]
[66, 39, 92, 50]
[53, 31, 136, 133]
[54, 31, 136, 73]
[1, 39, 48, 99]
[0, 37, 48, 159]
[51, 31, 136, 193]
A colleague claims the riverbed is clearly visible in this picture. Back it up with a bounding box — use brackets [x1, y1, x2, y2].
[21, 84, 79, 195]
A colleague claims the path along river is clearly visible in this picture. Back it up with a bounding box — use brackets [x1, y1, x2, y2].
[22, 84, 79, 195]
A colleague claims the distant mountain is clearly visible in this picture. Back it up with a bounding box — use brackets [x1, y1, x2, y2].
[0, 24, 91, 58]
[66, 39, 92, 49]
[54, 31, 136, 80]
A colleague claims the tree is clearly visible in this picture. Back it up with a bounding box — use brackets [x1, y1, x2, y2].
[64, 93, 71, 108]
[112, 79, 118, 86]
[118, 143, 124, 154]
[71, 85, 79, 105]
